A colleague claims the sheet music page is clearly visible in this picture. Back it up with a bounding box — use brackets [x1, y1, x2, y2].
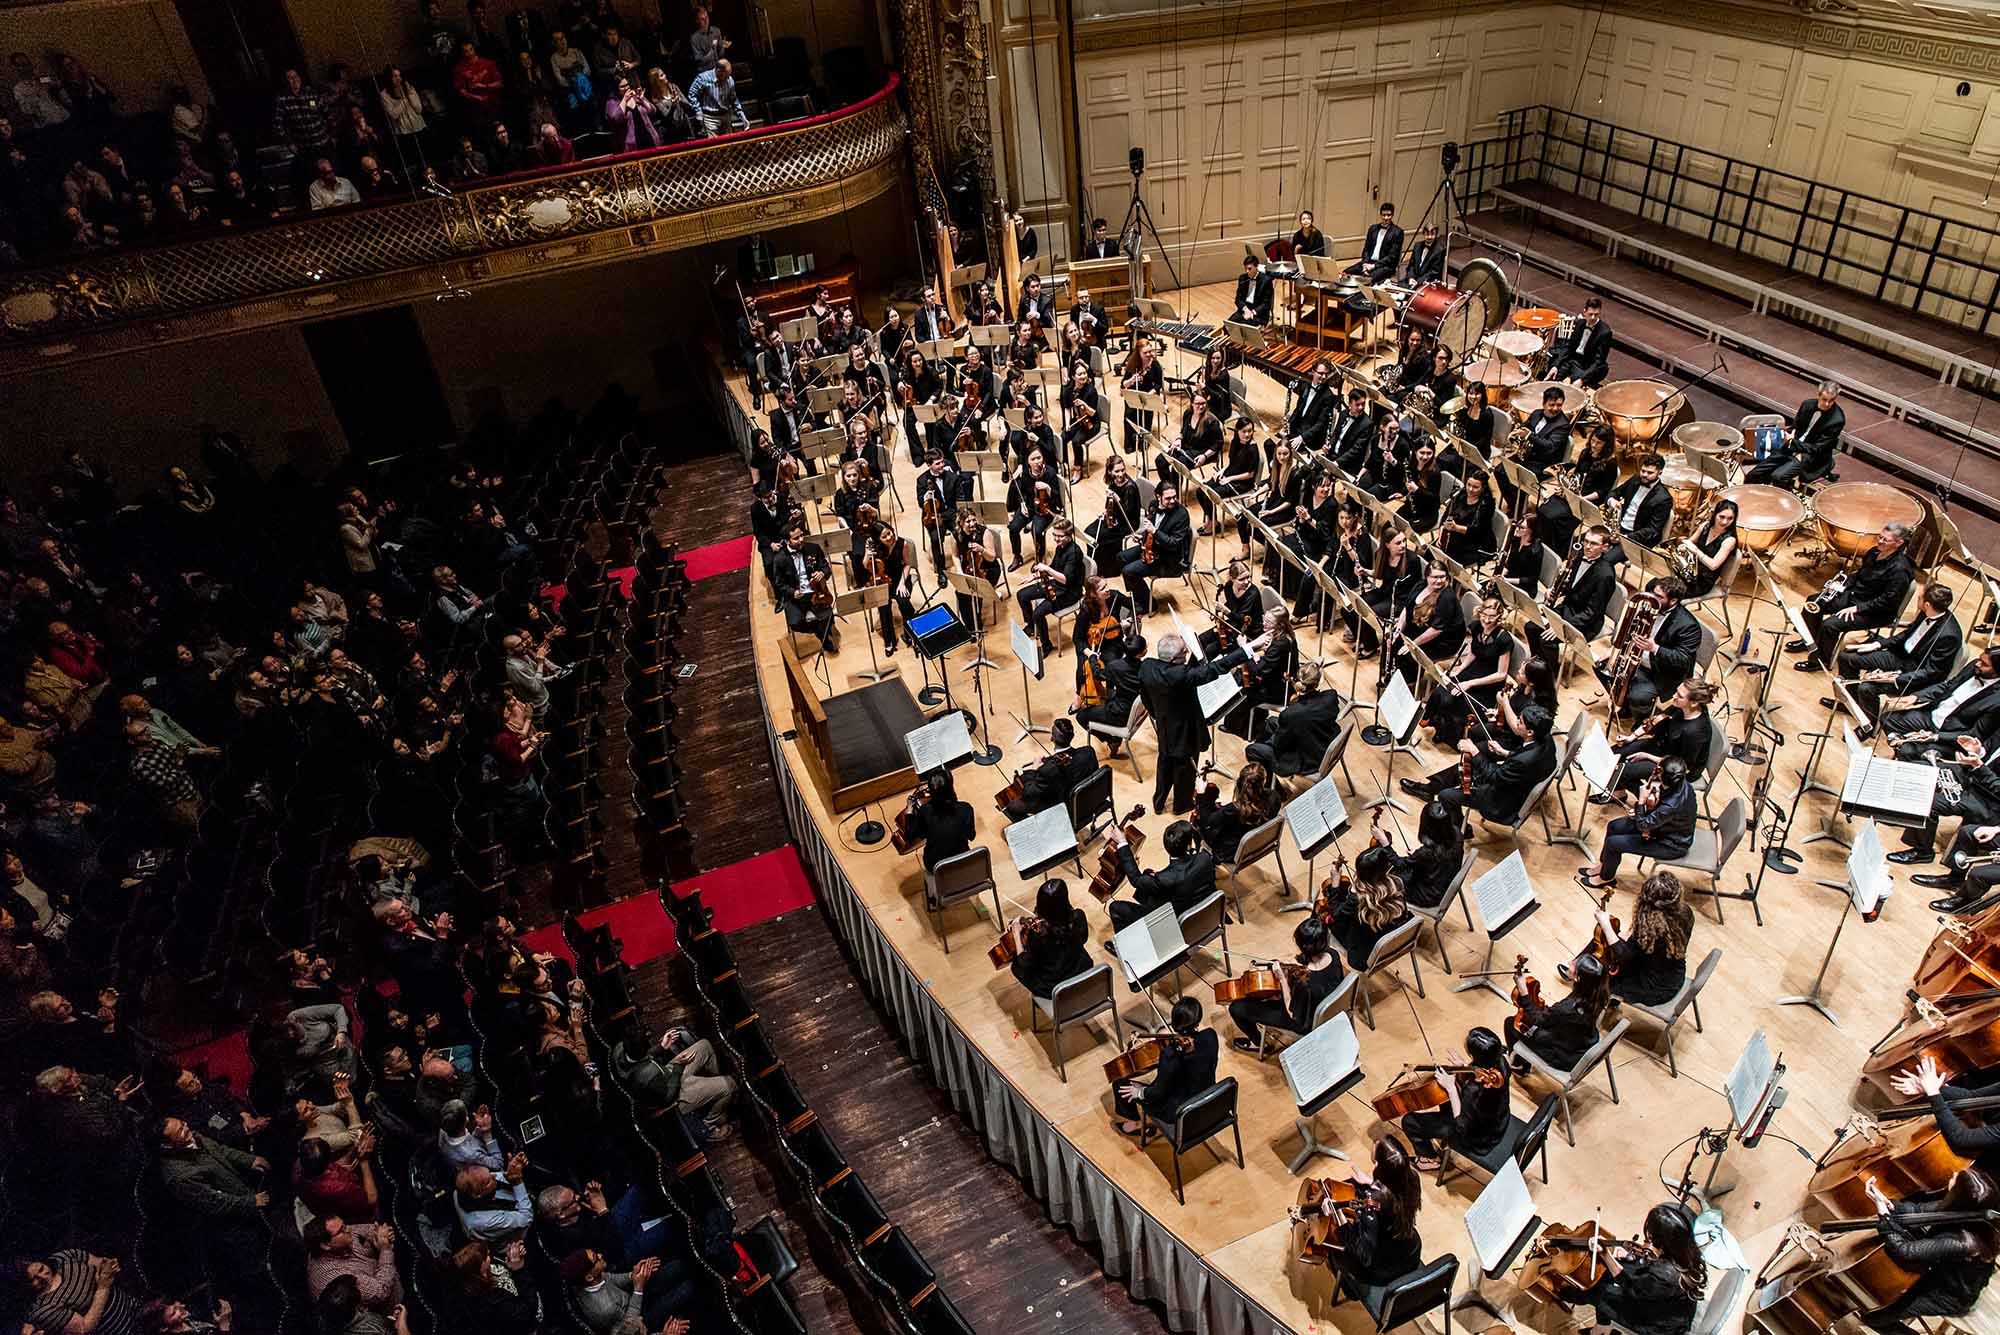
[1465, 1157, 1537, 1274]
[1113, 902, 1179, 980]
[1840, 754, 1938, 818]
[1847, 818, 1892, 914]
[1379, 672, 1420, 739]
[1577, 722, 1617, 793]
[1306, 772, 1350, 839]
[1197, 673, 1245, 723]
[1172, 610, 1204, 661]
[1787, 604, 1815, 650]
[904, 712, 974, 775]
[1280, 1013, 1360, 1106]
[1285, 787, 1329, 854]
[1010, 624, 1043, 679]
[1724, 1028, 1774, 1130]
[1471, 850, 1536, 933]
[1002, 802, 1076, 877]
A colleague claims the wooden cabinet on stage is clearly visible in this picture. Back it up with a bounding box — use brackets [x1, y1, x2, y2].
[1287, 284, 1362, 355]
[1068, 256, 1150, 334]
[748, 258, 858, 325]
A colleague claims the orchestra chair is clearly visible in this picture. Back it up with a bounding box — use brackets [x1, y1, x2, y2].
[1691, 723, 1729, 824]
[1068, 763, 1115, 845]
[863, 1226, 940, 1311]
[1604, 1266, 1748, 1335]
[1641, 796, 1747, 924]
[913, 1291, 977, 1335]
[1353, 916, 1426, 1030]
[1139, 1076, 1244, 1205]
[1467, 746, 1571, 847]
[922, 847, 1001, 952]
[1408, 846, 1479, 973]
[1083, 696, 1150, 780]
[1278, 716, 1360, 801]
[1512, 1016, 1633, 1146]
[1176, 891, 1233, 985]
[1598, 583, 1630, 648]
[1436, 1091, 1561, 1189]
[1216, 813, 1290, 919]
[1333, 1253, 1460, 1335]
[1619, 946, 1722, 1078]
[1264, 972, 1359, 1064]
[1030, 963, 1123, 1082]
[1682, 546, 1744, 632]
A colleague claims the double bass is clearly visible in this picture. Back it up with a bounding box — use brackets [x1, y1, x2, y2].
[1803, 1114, 1972, 1220]
[1745, 1223, 1924, 1335]
[1086, 806, 1149, 902]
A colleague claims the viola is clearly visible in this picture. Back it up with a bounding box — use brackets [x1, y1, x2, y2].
[890, 786, 929, 855]
[1034, 481, 1054, 517]
[1101, 1027, 1195, 1082]
[988, 915, 1042, 968]
[993, 771, 1027, 814]
[1077, 653, 1107, 710]
[808, 569, 834, 609]
[1587, 889, 1621, 975]
[1086, 806, 1149, 901]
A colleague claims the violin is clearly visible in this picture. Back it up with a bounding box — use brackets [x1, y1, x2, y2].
[1077, 653, 1107, 710]
[1101, 1027, 1195, 1082]
[808, 569, 834, 609]
[923, 490, 941, 526]
[988, 915, 1043, 968]
[865, 539, 887, 587]
[1140, 514, 1157, 566]
[1034, 481, 1054, 517]
[1086, 806, 1149, 901]
[890, 785, 929, 855]
[1510, 954, 1544, 1034]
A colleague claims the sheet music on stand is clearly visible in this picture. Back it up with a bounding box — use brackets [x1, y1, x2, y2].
[904, 712, 974, 775]
[1847, 818, 1893, 916]
[1197, 672, 1245, 723]
[1003, 802, 1079, 879]
[1577, 721, 1618, 794]
[1113, 903, 1186, 986]
[1465, 1157, 1538, 1275]
[1471, 850, 1538, 938]
[1724, 1028, 1777, 1131]
[1284, 772, 1351, 859]
[1839, 752, 1938, 823]
[1280, 1012, 1361, 1107]
[1010, 623, 1044, 680]
[1171, 610, 1204, 661]
[1378, 672, 1420, 740]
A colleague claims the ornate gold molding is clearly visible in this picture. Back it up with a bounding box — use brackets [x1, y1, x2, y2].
[890, 0, 997, 250]
[0, 80, 906, 372]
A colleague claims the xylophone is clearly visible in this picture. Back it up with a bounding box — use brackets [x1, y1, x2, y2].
[1245, 340, 1350, 386]
[1131, 318, 1219, 353]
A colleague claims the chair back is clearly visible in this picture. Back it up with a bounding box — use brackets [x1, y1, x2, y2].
[1438, 846, 1478, 913]
[1363, 915, 1423, 974]
[1458, 588, 1483, 627]
[1123, 695, 1150, 732]
[1069, 764, 1114, 833]
[1375, 1254, 1460, 1332]
[1602, 583, 1629, 641]
[1695, 621, 1719, 676]
[1710, 545, 1742, 596]
[1438, 471, 1464, 512]
[1571, 1017, 1633, 1081]
[1693, 1267, 1749, 1335]
[1311, 975, 1360, 1029]
[1669, 947, 1724, 1021]
[1172, 1077, 1239, 1148]
[1697, 723, 1728, 792]
[1516, 1092, 1563, 1170]
[1714, 797, 1748, 865]
[1051, 964, 1115, 1026]
[929, 847, 994, 906]
[1178, 892, 1227, 953]
[1539, 544, 1561, 589]
[1319, 718, 1355, 780]
[1258, 583, 1285, 615]
[1230, 814, 1285, 870]
[1135, 475, 1158, 510]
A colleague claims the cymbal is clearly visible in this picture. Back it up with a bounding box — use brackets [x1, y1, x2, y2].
[1438, 395, 1468, 417]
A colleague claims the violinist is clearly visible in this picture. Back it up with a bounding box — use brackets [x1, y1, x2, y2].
[915, 450, 966, 575]
[748, 480, 792, 571]
[839, 406, 878, 471]
[1076, 626, 1145, 738]
[1070, 287, 1108, 347]
[1224, 606, 1299, 739]
[1403, 700, 1558, 822]
[959, 342, 996, 420]
[776, 520, 836, 649]
[1119, 339, 1165, 456]
[1328, 846, 1414, 969]
[1007, 444, 1067, 567]
[900, 348, 943, 464]
[900, 769, 975, 870]
[1578, 758, 1696, 890]
[878, 304, 908, 377]
[1000, 718, 1097, 823]
[1358, 415, 1411, 504]
[1091, 456, 1144, 573]
[1283, 473, 1342, 617]
[1058, 320, 1092, 374]
[950, 508, 1002, 627]
[1003, 878, 1093, 1001]
[863, 520, 920, 656]
[1563, 870, 1693, 1008]
[1495, 514, 1547, 596]
[1395, 800, 1469, 909]
[1004, 398, 1062, 482]
[1505, 952, 1610, 1072]
[1226, 914, 1343, 1054]
[1164, 386, 1225, 492]
[748, 425, 784, 489]
[1198, 560, 1263, 659]
[1285, 361, 1338, 455]
[1569, 1203, 1709, 1335]
[1072, 575, 1131, 680]
[1246, 660, 1344, 780]
[1390, 565, 1467, 687]
[1859, 1170, 1998, 1335]
[1006, 317, 1048, 368]
[968, 279, 1005, 329]
[1400, 1027, 1512, 1171]
[832, 459, 882, 552]
[1206, 416, 1263, 547]
[1440, 471, 1499, 566]
[1104, 818, 1216, 929]
[1015, 516, 1085, 655]
[1891, 1056, 2000, 1180]
[1421, 595, 1509, 746]
[1327, 387, 1380, 476]
[1198, 759, 1280, 865]
[1520, 385, 1574, 476]
[841, 340, 888, 396]
[769, 382, 806, 462]
[1400, 441, 1445, 535]
[1592, 681, 1716, 808]
[1114, 996, 1219, 1138]
[1059, 361, 1102, 483]
[911, 283, 952, 342]
[1121, 480, 1193, 619]
[1017, 273, 1056, 329]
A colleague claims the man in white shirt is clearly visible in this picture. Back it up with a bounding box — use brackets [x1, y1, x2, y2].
[306, 157, 361, 210]
[1834, 583, 1963, 722]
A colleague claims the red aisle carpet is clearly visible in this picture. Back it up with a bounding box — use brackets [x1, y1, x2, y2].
[678, 536, 754, 582]
[521, 844, 814, 968]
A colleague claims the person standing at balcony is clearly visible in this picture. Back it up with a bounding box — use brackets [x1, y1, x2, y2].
[379, 66, 429, 165]
[273, 67, 335, 199]
[643, 68, 697, 143]
[453, 41, 505, 130]
[605, 75, 665, 151]
[591, 24, 641, 86]
[689, 6, 732, 73]
[689, 59, 749, 136]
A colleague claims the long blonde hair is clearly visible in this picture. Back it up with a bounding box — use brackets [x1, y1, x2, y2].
[1354, 865, 1407, 931]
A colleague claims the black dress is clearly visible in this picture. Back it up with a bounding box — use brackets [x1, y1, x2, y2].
[1609, 905, 1695, 1006]
[1225, 957, 1345, 1044]
[1394, 590, 1466, 686]
[1500, 541, 1546, 596]
[1505, 992, 1600, 1069]
[1424, 625, 1509, 746]
[1682, 525, 1738, 598]
[1333, 1192, 1425, 1288]
[1394, 841, 1463, 909]
[907, 798, 976, 869]
[1009, 908, 1092, 998]
[1328, 888, 1412, 970]
[1442, 493, 1497, 565]
[1585, 1257, 1702, 1335]
[1401, 1065, 1512, 1157]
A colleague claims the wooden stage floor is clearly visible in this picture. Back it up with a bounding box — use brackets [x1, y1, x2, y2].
[738, 279, 1994, 1335]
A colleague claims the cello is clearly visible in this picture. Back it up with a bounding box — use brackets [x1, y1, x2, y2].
[1803, 1114, 1973, 1220]
[1085, 806, 1149, 902]
[1289, 1177, 1362, 1266]
[1744, 1223, 1924, 1335]
[1101, 1027, 1193, 1083]
[1369, 1063, 1505, 1120]
[1517, 1218, 1643, 1304]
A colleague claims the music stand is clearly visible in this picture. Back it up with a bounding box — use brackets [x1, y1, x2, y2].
[1004, 801, 1079, 880]
[1451, 850, 1541, 1002]
[807, 386, 845, 415]
[917, 337, 958, 363]
[1120, 388, 1170, 458]
[1364, 671, 1423, 814]
[942, 573, 1002, 761]
[802, 425, 845, 458]
[1453, 1157, 1542, 1323]
[1548, 719, 1619, 855]
[909, 602, 972, 713]
[967, 323, 1010, 347]
[1779, 819, 1892, 1027]
[1283, 772, 1352, 910]
[1280, 1013, 1364, 1173]
[833, 584, 895, 684]
[1007, 620, 1049, 745]
[1112, 903, 1191, 1022]
[1310, 566, 1350, 661]
[779, 315, 818, 343]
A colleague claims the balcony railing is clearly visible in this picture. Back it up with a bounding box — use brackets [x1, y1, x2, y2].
[0, 76, 904, 352]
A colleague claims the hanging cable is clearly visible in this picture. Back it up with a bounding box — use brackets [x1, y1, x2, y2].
[1389, 0, 1469, 236]
[1182, 0, 1249, 283]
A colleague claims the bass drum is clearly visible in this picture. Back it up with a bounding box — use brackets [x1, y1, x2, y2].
[1403, 284, 1488, 360]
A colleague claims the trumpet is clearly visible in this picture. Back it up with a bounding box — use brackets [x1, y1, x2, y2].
[1805, 559, 1858, 615]
[1948, 847, 2000, 871]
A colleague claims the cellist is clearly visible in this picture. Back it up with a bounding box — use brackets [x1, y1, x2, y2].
[1570, 1202, 1708, 1335]
[1225, 914, 1344, 1055]
[1114, 996, 1217, 1138]
[1890, 1055, 2000, 1179]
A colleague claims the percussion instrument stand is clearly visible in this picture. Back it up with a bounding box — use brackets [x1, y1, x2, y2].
[1117, 165, 1182, 298]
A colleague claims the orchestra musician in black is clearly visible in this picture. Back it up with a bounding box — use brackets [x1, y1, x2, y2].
[1391, 565, 1467, 687]
[1571, 1202, 1711, 1335]
[1746, 381, 1845, 490]
[1232, 254, 1274, 325]
[1354, 528, 1425, 658]
[1001, 879, 1093, 1000]
[1495, 514, 1547, 597]
[1358, 415, 1411, 504]
[1520, 384, 1573, 475]
[1290, 209, 1328, 258]
[1015, 515, 1085, 655]
[1245, 659, 1343, 779]
[1421, 595, 1511, 746]
[1225, 913, 1343, 1054]
[1603, 575, 1702, 718]
[1529, 524, 1617, 661]
[1790, 521, 1916, 672]
[1284, 360, 1338, 455]
[1578, 755, 1696, 889]
[1112, 995, 1218, 1140]
[1091, 455, 1143, 572]
[1000, 717, 1098, 822]
[900, 768, 975, 870]
[1326, 387, 1380, 475]
[1833, 582, 1963, 720]
[1403, 222, 1445, 285]
[1283, 473, 1342, 616]
[1440, 470, 1499, 566]
[1593, 680, 1717, 807]
[1402, 699, 1558, 823]
[1119, 340, 1166, 456]
[1121, 479, 1193, 617]
[1346, 201, 1404, 281]
[1203, 416, 1262, 541]
[915, 449, 966, 576]
[1607, 453, 1673, 551]
[1005, 444, 1065, 568]
[774, 519, 836, 648]
[1006, 402, 1061, 482]
[1080, 216, 1120, 260]
[1136, 628, 1269, 815]
[1676, 499, 1739, 599]
[1248, 439, 1307, 563]
[1059, 361, 1102, 482]
[1402, 440, 1445, 533]
[1547, 296, 1613, 387]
